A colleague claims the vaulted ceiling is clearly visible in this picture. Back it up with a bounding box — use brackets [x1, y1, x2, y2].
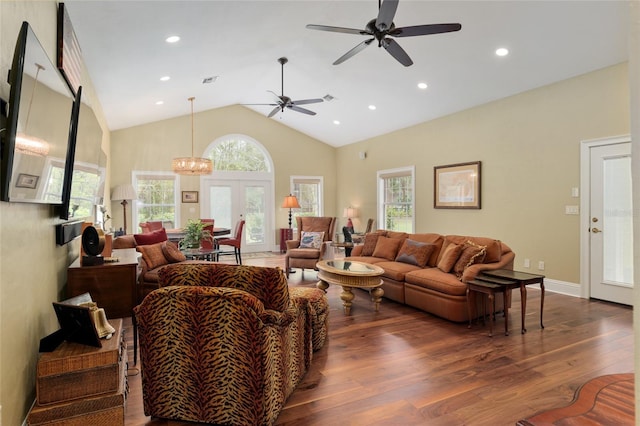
[64, 1, 629, 147]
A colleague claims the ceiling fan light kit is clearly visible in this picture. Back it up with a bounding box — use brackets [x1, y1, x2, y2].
[306, 0, 461, 66]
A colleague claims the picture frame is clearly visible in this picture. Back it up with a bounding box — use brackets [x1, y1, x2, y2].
[16, 173, 39, 189]
[434, 161, 481, 209]
[57, 3, 82, 95]
[182, 191, 199, 203]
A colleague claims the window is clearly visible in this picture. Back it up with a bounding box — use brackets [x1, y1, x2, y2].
[132, 172, 179, 231]
[208, 136, 270, 172]
[44, 159, 103, 219]
[377, 166, 415, 232]
[291, 176, 323, 219]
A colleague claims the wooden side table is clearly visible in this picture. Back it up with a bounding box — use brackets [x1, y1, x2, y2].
[280, 228, 293, 253]
[67, 248, 139, 319]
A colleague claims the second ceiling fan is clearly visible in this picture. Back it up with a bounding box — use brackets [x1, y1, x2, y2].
[247, 57, 323, 118]
[306, 0, 461, 67]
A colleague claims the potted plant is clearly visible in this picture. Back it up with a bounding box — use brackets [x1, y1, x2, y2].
[179, 219, 213, 249]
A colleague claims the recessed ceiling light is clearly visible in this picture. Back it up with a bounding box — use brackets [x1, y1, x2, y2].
[495, 47, 509, 57]
[160, 76, 170, 82]
[368, 105, 376, 110]
[166, 35, 180, 43]
[155, 101, 164, 105]
[202, 76, 218, 84]
[418, 82, 428, 90]
[333, 120, 340, 125]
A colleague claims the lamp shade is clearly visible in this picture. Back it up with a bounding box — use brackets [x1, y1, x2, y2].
[343, 207, 358, 218]
[282, 194, 301, 209]
[111, 184, 137, 201]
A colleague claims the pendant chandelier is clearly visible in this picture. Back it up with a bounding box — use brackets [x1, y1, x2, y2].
[171, 97, 213, 175]
[16, 63, 50, 157]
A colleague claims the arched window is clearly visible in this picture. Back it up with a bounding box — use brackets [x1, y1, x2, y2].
[206, 134, 271, 172]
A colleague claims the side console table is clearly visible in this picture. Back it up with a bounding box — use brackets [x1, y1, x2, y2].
[67, 248, 140, 319]
[467, 269, 545, 336]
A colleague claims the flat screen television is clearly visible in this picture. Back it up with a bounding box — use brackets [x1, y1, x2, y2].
[0, 21, 78, 204]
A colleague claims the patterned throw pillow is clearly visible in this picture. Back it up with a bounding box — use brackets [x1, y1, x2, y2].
[161, 241, 186, 263]
[299, 231, 325, 249]
[361, 232, 383, 256]
[137, 242, 169, 270]
[454, 240, 487, 278]
[372, 236, 404, 260]
[134, 228, 168, 245]
[395, 239, 436, 267]
[437, 243, 464, 273]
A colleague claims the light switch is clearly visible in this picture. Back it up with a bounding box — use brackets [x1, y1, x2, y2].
[571, 187, 579, 197]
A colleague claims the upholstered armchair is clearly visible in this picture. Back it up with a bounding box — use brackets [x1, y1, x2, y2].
[285, 216, 336, 278]
[134, 263, 329, 425]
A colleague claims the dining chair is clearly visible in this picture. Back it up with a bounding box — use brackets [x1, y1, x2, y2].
[215, 220, 245, 264]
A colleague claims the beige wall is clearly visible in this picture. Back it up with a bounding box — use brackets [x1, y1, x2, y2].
[110, 105, 337, 235]
[0, 2, 111, 424]
[337, 63, 629, 284]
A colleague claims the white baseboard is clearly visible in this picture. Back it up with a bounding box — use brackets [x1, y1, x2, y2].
[525, 278, 581, 298]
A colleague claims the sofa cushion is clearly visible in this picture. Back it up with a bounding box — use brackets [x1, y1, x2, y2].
[347, 256, 387, 265]
[361, 231, 384, 256]
[375, 260, 423, 281]
[437, 243, 463, 273]
[372, 236, 404, 260]
[405, 268, 468, 296]
[405, 233, 444, 266]
[162, 241, 186, 263]
[299, 231, 324, 248]
[137, 242, 169, 270]
[395, 239, 436, 267]
[444, 235, 502, 263]
[134, 228, 168, 246]
[453, 240, 486, 278]
[112, 234, 137, 249]
[383, 230, 409, 241]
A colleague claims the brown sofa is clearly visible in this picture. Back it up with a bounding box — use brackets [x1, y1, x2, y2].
[347, 231, 515, 322]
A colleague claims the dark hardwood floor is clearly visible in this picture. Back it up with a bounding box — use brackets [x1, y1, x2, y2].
[123, 254, 634, 425]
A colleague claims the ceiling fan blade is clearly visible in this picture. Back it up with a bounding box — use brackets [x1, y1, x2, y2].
[390, 23, 462, 37]
[333, 38, 374, 65]
[306, 24, 370, 36]
[268, 106, 282, 118]
[292, 98, 324, 106]
[376, 0, 399, 31]
[267, 90, 283, 104]
[242, 103, 279, 106]
[288, 105, 317, 116]
[382, 38, 413, 66]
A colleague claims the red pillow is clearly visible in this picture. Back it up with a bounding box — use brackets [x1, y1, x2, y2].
[134, 228, 167, 245]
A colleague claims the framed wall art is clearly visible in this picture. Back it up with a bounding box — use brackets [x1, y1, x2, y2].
[434, 161, 481, 209]
[16, 173, 40, 189]
[182, 191, 198, 203]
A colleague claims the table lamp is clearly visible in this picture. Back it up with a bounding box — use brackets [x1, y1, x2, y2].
[111, 184, 137, 235]
[343, 207, 357, 233]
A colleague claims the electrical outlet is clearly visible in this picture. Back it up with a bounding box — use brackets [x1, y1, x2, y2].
[565, 205, 579, 215]
[538, 261, 545, 271]
[524, 258, 530, 268]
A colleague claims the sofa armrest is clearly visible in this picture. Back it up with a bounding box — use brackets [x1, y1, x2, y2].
[461, 251, 516, 282]
[350, 245, 363, 257]
[285, 240, 301, 250]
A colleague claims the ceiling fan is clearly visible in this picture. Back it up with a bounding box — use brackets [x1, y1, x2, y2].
[246, 57, 323, 118]
[306, 0, 461, 67]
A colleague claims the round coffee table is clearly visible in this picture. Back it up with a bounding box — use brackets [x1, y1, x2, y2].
[316, 259, 384, 315]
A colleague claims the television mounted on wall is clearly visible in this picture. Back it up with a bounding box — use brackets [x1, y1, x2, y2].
[0, 21, 78, 204]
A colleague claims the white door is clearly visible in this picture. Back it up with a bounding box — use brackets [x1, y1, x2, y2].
[201, 178, 272, 253]
[589, 142, 633, 304]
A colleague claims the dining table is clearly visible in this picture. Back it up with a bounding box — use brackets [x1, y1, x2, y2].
[166, 227, 231, 244]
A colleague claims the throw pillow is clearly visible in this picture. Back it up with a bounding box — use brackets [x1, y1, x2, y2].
[299, 231, 325, 249]
[395, 239, 436, 267]
[134, 228, 168, 246]
[161, 241, 186, 263]
[137, 242, 169, 270]
[372, 236, 404, 260]
[361, 232, 383, 256]
[453, 240, 487, 278]
[437, 243, 463, 273]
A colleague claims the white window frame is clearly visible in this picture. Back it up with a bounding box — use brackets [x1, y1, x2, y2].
[290, 175, 324, 224]
[132, 171, 180, 232]
[377, 166, 415, 232]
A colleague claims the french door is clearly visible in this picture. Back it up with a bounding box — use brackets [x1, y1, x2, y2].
[588, 141, 633, 305]
[200, 177, 272, 253]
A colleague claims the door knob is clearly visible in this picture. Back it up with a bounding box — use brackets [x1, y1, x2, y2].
[591, 227, 602, 233]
